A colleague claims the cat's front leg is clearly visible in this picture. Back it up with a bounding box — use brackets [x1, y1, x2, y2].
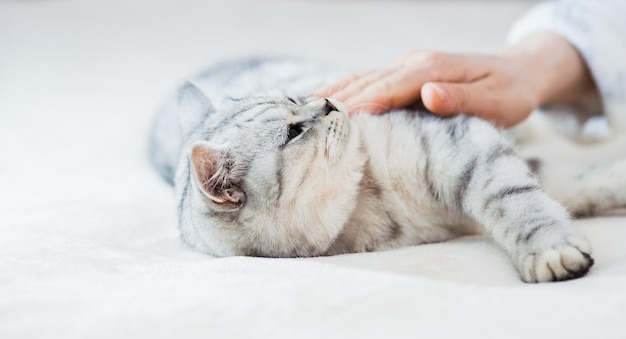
[467, 185, 594, 283]
[425, 116, 594, 282]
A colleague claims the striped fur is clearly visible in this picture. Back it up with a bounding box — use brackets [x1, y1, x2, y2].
[149, 57, 626, 283]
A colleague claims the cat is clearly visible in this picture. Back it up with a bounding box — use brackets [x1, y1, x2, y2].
[149, 57, 626, 283]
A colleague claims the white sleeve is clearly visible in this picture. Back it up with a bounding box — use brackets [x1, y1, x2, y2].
[507, 0, 626, 137]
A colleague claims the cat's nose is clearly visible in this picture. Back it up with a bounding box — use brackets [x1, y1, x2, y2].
[323, 98, 338, 115]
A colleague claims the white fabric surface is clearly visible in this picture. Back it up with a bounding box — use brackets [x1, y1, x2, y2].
[1, 1, 625, 338]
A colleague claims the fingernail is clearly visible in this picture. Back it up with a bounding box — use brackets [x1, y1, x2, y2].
[430, 84, 447, 103]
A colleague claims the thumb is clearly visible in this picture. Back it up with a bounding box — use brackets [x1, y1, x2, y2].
[422, 82, 483, 116]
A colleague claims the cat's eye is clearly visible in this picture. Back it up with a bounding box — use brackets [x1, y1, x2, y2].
[286, 124, 304, 143]
[287, 97, 298, 104]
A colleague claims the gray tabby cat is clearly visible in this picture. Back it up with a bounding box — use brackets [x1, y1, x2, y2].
[150, 57, 626, 283]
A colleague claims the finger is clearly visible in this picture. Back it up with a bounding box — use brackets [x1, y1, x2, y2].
[314, 84, 339, 98]
[314, 76, 356, 98]
[330, 68, 398, 103]
[314, 70, 378, 99]
[345, 101, 392, 116]
[318, 52, 487, 99]
[314, 71, 376, 98]
[343, 75, 414, 115]
[344, 65, 433, 114]
[422, 81, 510, 123]
[421, 83, 453, 115]
[346, 54, 491, 114]
[422, 82, 483, 115]
[401, 52, 488, 83]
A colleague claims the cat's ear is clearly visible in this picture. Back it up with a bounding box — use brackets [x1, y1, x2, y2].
[190, 141, 246, 208]
[178, 82, 215, 135]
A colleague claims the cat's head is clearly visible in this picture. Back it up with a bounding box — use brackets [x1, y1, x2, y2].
[176, 83, 365, 257]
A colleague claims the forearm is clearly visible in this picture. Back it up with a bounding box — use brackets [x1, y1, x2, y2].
[502, 32, 598, 107]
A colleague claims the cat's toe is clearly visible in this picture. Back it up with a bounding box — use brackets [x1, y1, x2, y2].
[536, 247, 593, 282]
[519, 236, 594, 283]
[520, 254, 537, 282]
[567, 235, 592, 254]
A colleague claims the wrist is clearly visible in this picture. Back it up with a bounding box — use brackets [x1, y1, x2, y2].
[501, 32, 597, 107]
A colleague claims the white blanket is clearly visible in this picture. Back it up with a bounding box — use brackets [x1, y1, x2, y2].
[1, 1, 625, 338]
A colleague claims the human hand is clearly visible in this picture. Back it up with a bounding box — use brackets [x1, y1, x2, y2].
[316, 50, 539, 127]
[316, 33, 596, 127]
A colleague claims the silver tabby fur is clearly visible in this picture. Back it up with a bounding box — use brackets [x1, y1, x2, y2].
[150, 57, 626, 283]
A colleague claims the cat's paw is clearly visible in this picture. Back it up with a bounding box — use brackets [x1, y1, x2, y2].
[518, 235, 594, 283]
